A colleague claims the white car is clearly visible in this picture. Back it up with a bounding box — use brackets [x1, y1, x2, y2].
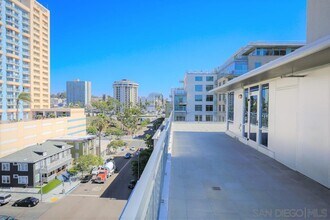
[130, 146, 136, 151]
[0, 193, 11, 205]
[91, 167, 99, 175]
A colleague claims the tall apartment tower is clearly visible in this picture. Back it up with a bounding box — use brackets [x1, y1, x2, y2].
[66, 79, 91, 107]
[0, 0, 50, 121]
[113, 79, 138, 108]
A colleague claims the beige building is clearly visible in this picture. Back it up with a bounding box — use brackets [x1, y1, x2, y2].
[113, 79, 139, 108]
[0, 0, 50, 121]
[0, 108, 86, 158]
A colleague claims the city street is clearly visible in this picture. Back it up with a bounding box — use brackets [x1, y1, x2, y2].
[0, 133, 148, 220]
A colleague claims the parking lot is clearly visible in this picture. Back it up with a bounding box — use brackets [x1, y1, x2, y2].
[0, 138, 146, 220]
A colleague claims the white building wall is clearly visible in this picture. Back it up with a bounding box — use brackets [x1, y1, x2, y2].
[227, 65, 330, 188]
[184, 73, 216, 122]
[307, 0, 330, 43]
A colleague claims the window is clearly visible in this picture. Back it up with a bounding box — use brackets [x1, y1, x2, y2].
[222, 105, 226, 112]
[195, 105, 202, 111]
[219, 94, 222, 101]
[206, 85, 213, 91]
[195, 76, 202, 81]
[206, 105, 213, 111]
[219, 105, 221, 111]
[18, 176, 28, 185]
[195, 115, 202, 121]
[206, 95, 213, 102]
[255, 62, 262, 68]
[18, 163, 28, 172]
[206, 76, 214, 81]
[195, 85, 203, 92]
[206, 115, 213, 121]
[228, 92, 234, 121]
[2, 163, 10, 171]
[195, 95, 202, 102]
[2, 176, 10, 184]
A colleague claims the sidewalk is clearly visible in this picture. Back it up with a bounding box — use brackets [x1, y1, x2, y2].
[42, 180, 80, 203]
[0, 179, 80, 204]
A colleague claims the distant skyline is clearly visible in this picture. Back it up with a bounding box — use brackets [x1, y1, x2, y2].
[39, 0, 306, 97]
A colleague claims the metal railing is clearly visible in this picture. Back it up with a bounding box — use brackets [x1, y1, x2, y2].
[120, 113, 173, 220]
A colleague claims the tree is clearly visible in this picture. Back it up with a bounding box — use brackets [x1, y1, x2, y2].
[131, 148, 153, 179]
[74, 154, 103, 177]
[105, 127, 124, 139]
[107, 140, 126, 153]
[91, 114, 109, 156]
[140, 119, 150, 127]
[144, 134, 154, 149]
[120, 107, 142, 137]
[16, 92, 30, 121]
[87, 126, 97, 135]
[92, 97, 121, 116]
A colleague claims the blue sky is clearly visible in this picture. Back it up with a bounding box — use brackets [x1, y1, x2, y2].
[39, 0, 306, 97]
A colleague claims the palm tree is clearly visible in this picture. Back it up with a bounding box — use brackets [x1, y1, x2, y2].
[16, 92, 30, 121]
[91, 114, 109, 156]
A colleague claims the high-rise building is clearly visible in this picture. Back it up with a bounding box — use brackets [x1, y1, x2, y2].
[113, 79, 138, 108]
[66, 79, 92, 107]
[0, 0, 50, 121]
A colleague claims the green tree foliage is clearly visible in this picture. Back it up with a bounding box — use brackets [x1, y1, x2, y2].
[131, 148, 153, 179]
[144, 134, 154, 149]
[16, 92, 30, 121]
[74, 154, 103, 176]
[105, 127, 124, 139]
[92, 97, 121, 115]
[107, 139, 126, 152]
[153, 117, 165, 130]
[86, 126, 97, 135]
[91, 114, 109, 156]
[140, 119, 151, 127]
[120, 107, 142, 136]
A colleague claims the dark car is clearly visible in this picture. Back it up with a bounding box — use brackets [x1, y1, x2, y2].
[80, 174, 93, 183]
[128, 179, 138, 189]
[12, 197, 39, 207]
[124, 153, 132, 159]
[0, 215, 16, 220]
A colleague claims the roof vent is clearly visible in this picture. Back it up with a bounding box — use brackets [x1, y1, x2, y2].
[34, 151, 47, 156]
[55, 144, 65, 150]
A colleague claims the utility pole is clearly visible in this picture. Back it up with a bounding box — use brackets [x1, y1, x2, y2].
[137, 153, 140, 179]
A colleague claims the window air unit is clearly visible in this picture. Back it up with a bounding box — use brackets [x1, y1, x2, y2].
[13, 174, 18, 179]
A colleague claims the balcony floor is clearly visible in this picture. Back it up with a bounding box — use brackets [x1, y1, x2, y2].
[169, 128, 330, 219]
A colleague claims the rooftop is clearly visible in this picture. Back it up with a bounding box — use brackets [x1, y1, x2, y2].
[168, 123, 330, 219]
[48, 135, 96, 142]
[0, 141, 72, 163]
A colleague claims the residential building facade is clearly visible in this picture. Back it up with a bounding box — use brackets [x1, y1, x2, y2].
[0, 108, 86, 158]
[0, 0, 50, 121]
[215, 42, 304, 121]
[0, 141, 73, 187]
[113, 79, 138, 108]
[171, 72, 216, 122]
[66, 79, 91, 107]
[211, 0, 330, 188]
[48, 135, 97, 159]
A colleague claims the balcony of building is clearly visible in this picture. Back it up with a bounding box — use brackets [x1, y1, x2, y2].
[120, 113, 330, 219]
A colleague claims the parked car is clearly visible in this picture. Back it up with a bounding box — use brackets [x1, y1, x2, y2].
[12, 197, 39, 207]
[0, 215, 16, 220]
[91, 167, 99, 175]
[130, 146, 136, 151]
[128, 179, 138, 189]
[124, 153, 132, 159]
[0, 194, 11, 206]
[80, 174, 93, 183]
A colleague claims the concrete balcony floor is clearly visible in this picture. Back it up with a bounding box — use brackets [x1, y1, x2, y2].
[169, 123, 330, 219]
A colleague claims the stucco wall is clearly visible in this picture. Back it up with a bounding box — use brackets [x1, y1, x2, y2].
[0, 109, 86, 158]
[307, 0, 330, 43]
[228, 65, 330, 188]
